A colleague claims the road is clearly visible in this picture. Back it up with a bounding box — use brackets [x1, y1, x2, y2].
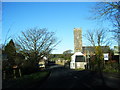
[38, 65, 120, 89]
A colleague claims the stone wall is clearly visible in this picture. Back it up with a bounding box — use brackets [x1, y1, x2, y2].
[74, 28, 82, 53]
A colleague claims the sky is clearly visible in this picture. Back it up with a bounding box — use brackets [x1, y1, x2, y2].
[2, 0, 119, 2]
[2, 2, 117, 54]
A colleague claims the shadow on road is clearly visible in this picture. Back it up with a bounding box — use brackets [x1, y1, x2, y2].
[3, 64, 119, 89]
[38, 65, 120, 89]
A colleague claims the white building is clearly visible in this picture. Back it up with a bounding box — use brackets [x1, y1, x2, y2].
[70, 52, 87, 69]
[38, 56, 47, 68]
[70, 28, 87, 69]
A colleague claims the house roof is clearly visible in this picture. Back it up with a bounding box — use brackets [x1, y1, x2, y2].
[82, 46, 110, 54]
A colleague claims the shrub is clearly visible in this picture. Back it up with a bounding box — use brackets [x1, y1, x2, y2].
[21, 60, 39, 75]
[103, 61, 119, 73]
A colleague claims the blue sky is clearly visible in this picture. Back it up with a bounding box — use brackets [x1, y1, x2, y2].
[2, 0, 118, 2]
[2, 2, 117, 54]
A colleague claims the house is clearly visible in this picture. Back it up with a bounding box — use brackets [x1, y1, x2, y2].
[38, 56, 47, 68]
[82, 46, 110, 55]
[55, 58, 68, 66]
[70, 52, 87, 69]
[70, 46, 110, 69]
[114, 46, 120, 63]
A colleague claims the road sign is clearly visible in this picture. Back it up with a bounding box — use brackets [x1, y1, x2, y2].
[104, 53, 109, 60]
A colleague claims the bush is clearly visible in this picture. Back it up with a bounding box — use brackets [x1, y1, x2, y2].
[3, 71, 50, 88]
[21, 60, 39, 75]
[103, 61, 119, 73]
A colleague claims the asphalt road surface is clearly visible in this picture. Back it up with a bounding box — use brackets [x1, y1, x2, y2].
[38, 65, 120, 89]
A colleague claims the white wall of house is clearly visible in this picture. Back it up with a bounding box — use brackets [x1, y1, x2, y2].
[70, 52, 87, 69]
[75, 62, 87, 69]
[70, 62, 76, 69]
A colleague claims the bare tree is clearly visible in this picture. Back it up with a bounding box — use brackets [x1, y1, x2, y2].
[91, 2, 119, 21]
[2, 24, 14, 50]
[91, 2, 120, 63]
[85, 28, 110, 70]
[16, 27, 60, 66]
[91, 2, 120, 43]
[85, 28, 111, 85]
[85, 28, 110, 47]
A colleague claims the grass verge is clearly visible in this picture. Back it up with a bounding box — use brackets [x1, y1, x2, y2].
[2, 71, 50, 88]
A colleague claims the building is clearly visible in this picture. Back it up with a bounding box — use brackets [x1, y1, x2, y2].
[55, 58, 68, 66]
[70, 52, 86, 69]
[70, 28, 112, 69]
[114, 46, 120, 63]
[38, 56, 47, 69]
[82, 46, 110, 55]
[70, 28, 87, 69]
[74, 28, 82, 53]
[114, 46, 120, 55]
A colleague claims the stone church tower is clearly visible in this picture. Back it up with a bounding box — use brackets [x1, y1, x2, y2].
[70, 28, 86, 69]
[74, 28, 82, 53]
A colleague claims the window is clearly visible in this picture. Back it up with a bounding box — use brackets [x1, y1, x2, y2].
[75, 56, 85, 62]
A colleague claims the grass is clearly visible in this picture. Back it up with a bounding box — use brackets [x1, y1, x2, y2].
[3, 71, 50, 88]
[75, 68, 85, 71]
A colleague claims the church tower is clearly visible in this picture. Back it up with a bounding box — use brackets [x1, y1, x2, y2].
[74, 28, 82, 53]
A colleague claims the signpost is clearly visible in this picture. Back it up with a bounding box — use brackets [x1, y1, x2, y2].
[103, 53, 109, 65]
[104, 53, 109, 61]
